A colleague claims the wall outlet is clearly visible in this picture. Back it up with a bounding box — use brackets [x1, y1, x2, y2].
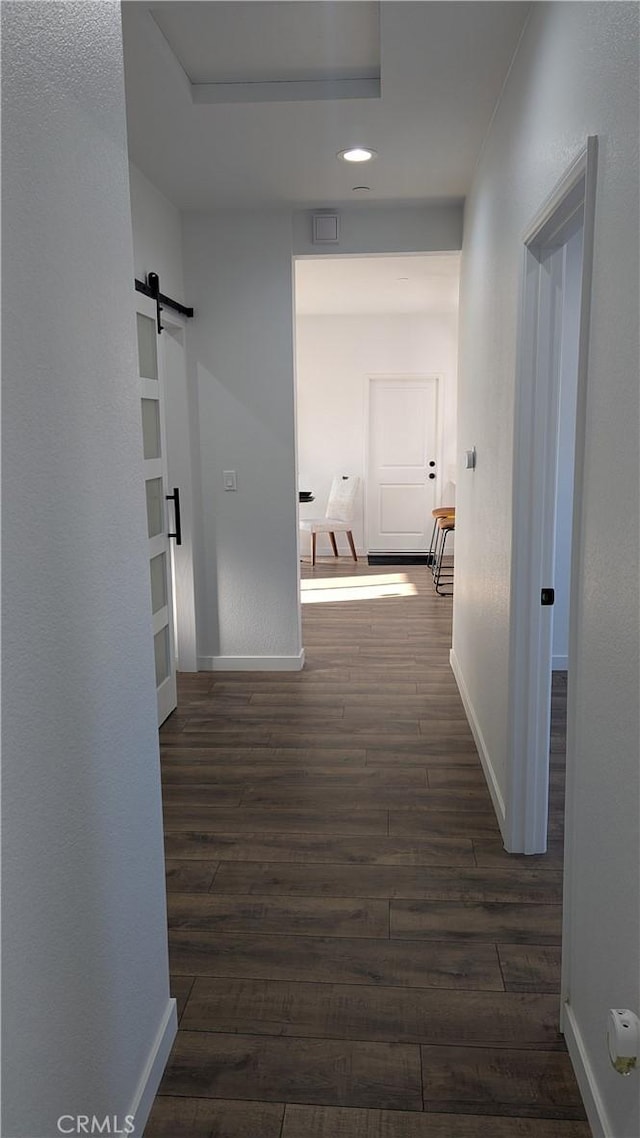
[608, 1008, 640, 1075]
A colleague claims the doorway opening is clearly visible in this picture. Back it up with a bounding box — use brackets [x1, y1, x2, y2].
[293, 252, 460, 568]
[506, 140, 597, 855]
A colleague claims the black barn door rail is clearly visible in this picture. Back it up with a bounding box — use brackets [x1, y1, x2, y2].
[135, 272, 194, 333]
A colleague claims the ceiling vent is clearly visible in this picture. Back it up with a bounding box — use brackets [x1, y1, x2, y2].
[312, 214, 340, 244]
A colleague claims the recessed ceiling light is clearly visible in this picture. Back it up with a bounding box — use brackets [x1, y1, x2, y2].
[352, 185, 371, 192]
[397, 276, 409, 281]
[338, 147, 377, 163]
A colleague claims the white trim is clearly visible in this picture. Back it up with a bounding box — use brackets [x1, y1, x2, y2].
[506, 238, 564, 854]
[522, 146, 588, 247]
[560, 134, 599, 1029]
[129, 998, 177, 1137]
[449, 648, 506, 838]
[506, 137, 597, 855]
[160, 310, 199, 675]
[198, 650, 305, 672]
[562, 1001, 611, 1138]
[552, 655, 568, 671]
[291, 286, 304, 659]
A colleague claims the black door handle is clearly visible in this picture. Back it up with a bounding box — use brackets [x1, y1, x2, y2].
[166, 487, 182, 546]
[428, 473, 436, 480]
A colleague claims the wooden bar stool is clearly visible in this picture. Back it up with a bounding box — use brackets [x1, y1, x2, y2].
[433, 514, 455, 595]
[428, 506, 455, 566]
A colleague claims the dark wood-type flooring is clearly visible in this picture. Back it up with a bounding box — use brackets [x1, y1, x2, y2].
[145, 560, 588, 1138]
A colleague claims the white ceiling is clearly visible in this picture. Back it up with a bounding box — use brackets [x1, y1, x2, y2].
[122, 1, 530, 210]
[149, 2, 381, 85]
[295, 253, 460, 316]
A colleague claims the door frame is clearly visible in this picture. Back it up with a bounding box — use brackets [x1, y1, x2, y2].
[363, 372, 443, 554]
[505, 137, 598, 854]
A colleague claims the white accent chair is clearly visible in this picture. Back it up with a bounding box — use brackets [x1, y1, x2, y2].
[300, 475, 359, 567]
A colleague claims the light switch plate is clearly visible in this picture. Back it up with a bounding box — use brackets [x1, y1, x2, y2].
[223, 470, 237, 491]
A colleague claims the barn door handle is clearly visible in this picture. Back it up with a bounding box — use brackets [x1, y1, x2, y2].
[166, 487, 182, 546]
[147, 271, 163, 334]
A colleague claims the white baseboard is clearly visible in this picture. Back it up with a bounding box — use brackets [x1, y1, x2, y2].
[553, 654, 569, 670]
[198, 650, 305, 672]
[562, 1000, 611, 1138]
[449, 648, 506, 839]
[129, 998, 177, 1137]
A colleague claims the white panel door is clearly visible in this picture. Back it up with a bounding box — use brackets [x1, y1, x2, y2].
[367, 376, 438, 553]
[135, 295, 178, 725]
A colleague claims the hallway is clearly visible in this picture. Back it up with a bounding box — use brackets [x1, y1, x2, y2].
[145, 561, 588, 1137]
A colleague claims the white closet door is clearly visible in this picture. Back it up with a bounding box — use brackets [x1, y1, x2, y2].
[367, 376, 438, 552]
[135, 296, 177, 725]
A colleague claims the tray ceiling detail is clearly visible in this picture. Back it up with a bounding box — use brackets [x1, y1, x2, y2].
[150, 1, 381, 104]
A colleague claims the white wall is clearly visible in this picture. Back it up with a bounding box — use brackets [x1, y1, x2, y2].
[129, 161, 186, 301]
[293, 202, 462, 257]
[453, 5, 639, 1136]
[2, 6, 175, 1136]
[296, 313, 458, 555]
[181, 211, 303, 668]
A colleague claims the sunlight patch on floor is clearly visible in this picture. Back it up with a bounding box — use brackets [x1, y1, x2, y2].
[300, 573, 418, 604]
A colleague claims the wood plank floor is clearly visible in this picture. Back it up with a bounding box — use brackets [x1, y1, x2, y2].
[145, 560, 588, 1138]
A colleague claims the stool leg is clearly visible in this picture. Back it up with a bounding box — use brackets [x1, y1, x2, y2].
[434, 529, 447, 592]
[427, 516, 438, 566]
[435, 528, 454, 595]
[433, 528, 445, 590]
[311, 532, 317, 567]
[328, 532, 338, 557]
[346, 530, 357, 562]
[431, 524, 444, 580]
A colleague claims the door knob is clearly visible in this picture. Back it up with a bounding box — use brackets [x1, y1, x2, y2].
[428, 473, 436, 480]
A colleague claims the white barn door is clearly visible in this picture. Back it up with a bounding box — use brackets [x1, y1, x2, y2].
[367, 376, 439, 553]
[135, 295, 178, 725]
